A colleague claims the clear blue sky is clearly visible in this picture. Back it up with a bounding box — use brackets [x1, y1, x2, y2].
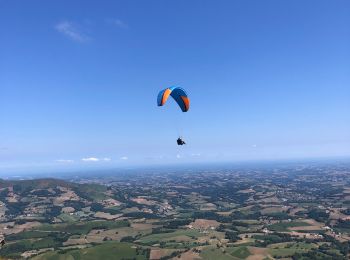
[1, 0, 349, 173]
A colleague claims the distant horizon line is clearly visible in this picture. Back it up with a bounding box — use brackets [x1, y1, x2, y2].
[1, 155, 349, 178]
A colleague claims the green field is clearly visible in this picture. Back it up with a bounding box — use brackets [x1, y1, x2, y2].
[37, 220, 129, 235]
[228, 246, 251, 259]
[32, 242, 149, 260]
[0, 236, 66, 258]
[58, 213, 79, 223]
[137, 229, 203, 245]
[200, 246, 240, 260]
[268, 221, 311, 232]
[268, 242, 317, 258]
[6, 230, 51, 241]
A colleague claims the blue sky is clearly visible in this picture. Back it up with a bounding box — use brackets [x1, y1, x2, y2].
[1, 0, 349, 173]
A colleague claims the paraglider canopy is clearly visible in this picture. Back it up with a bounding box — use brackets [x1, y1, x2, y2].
[157, 86, 190, 112]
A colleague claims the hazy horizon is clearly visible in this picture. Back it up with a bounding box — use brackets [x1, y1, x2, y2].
[1, 155, 349, 177]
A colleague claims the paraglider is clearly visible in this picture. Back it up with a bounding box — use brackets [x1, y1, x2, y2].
[157, 86, 190, 145]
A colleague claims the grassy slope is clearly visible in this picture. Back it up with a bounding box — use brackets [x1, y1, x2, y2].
[268, 221, 311, 232]
[229, 246, 251, 259]
[200, 246, 240, 260]
[32, 242, 148, 260]
[268, 242, 317, 258]
[37, 220, 129, 235]
[137, 229, 203, 244]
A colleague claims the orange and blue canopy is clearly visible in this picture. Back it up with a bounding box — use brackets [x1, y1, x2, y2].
[157, 86, 190, 112]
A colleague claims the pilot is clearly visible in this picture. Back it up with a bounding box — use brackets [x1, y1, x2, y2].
[177, 137, 186, 145]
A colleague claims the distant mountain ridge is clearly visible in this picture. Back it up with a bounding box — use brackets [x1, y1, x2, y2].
[0, 178, 74, 189]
